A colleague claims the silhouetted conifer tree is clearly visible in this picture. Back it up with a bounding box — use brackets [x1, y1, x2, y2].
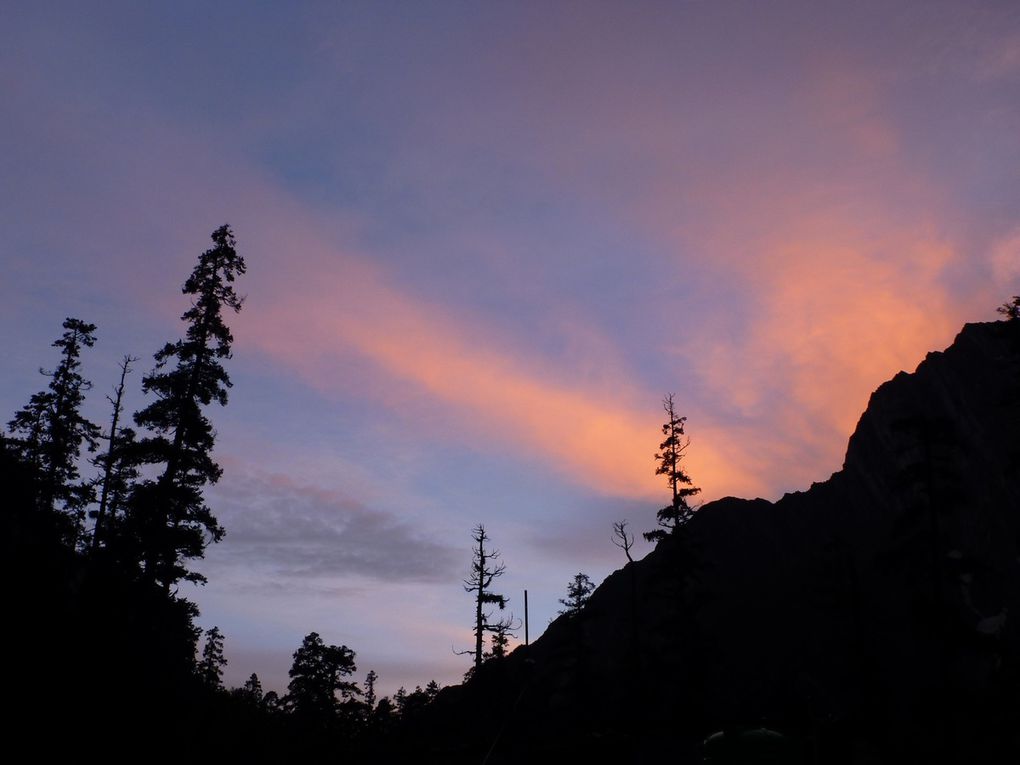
[126, 224, 245, 589]
[373, 695, 396, 728]
[393, 686, 408, 714]
[461, 524, 508, 673]
[364, 669, 378, 710]
[285, 631, 359, 722]
[425, 679, 440, 701]
[558, 572, 594, 616]
[199, 625, 227, 689]
[644, 393, 700, 542]
[242, 672, 263, 704]
[7, 317, 101, 546]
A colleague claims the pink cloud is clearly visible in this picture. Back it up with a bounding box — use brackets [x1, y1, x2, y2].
[243, 243, 763, 500]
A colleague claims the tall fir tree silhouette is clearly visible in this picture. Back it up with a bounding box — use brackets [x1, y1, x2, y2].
[644, 393, 700, 542]
[461, 524, 508, 674]
[126, 225, 246, 589]
[7, 317, 100, 546]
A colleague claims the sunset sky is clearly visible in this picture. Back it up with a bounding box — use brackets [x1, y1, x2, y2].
[3, 1, 1019, 696]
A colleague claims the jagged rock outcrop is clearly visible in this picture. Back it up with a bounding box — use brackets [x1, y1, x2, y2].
[399, 320, 1020, 764]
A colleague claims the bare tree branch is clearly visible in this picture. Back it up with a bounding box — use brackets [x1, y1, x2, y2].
[612, 520, 634, 563]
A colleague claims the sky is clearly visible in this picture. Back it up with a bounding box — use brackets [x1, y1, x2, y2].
[2, 0, 1019, 697]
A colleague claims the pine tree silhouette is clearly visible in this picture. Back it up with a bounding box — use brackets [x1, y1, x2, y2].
[558, 572, 594, 616]
[8, 317, 101, 546]
[125, 225, 246, 589]
[644, 393, 700, 542]
[198, 625, 227, 689]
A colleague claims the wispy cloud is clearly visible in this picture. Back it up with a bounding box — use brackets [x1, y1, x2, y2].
[205, 469, 459, 583]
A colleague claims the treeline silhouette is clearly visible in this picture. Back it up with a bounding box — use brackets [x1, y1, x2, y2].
[1, 226, 448, 757]
[0, 222, 710, 760]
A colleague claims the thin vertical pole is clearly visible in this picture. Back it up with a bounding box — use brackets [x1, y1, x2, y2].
[524, 589, 529, 646]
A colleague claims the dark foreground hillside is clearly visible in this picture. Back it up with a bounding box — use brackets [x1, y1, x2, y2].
[399, 320, 1020, 764]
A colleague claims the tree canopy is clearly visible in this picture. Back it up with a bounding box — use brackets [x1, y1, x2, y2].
[286, 631, 360, 722]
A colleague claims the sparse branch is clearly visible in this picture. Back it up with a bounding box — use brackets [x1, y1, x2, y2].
[485, 613, 521, 661]
[92, 354, 138, 550]
[612, 520, 634, 563]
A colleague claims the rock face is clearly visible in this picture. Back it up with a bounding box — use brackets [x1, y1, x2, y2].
[410, 321, 1020, 764]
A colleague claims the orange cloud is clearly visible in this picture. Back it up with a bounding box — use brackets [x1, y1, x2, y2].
[222, 53, 981, 507]
[667, 207, 961, 495]
[240, 236, 766, 502]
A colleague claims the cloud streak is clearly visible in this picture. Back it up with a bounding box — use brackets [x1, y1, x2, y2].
[242, 242, 773, 501]
[205, 468, 459, 583]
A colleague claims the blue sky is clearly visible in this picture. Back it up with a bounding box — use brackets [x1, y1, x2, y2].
[2, 0, 1018, 696]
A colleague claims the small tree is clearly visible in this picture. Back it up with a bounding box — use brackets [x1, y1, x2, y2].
[198, 626, 227, 689]
[364, 669, 378, 711]
[285, 631, 359, 721]
[242, 672, 263, 704]
[612, 520, 635, 563]
[7, 317, 101, 545]
[461, 524, 508, 673]
[425, 679, 441, 701]
[558, 572, 595, 616]
[644, 393, 701, 542]
[485, 616, 519, 660]
[999, 295, 1020, 320]
[373, 696, 396, 728]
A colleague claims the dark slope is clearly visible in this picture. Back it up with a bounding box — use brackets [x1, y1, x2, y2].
[397, 320, 1020, 764]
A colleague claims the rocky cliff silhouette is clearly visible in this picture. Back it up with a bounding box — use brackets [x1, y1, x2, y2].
[399, 320, 1020, 764]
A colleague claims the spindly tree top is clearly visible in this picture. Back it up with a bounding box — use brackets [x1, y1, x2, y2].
[645, 393, 701, 543]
